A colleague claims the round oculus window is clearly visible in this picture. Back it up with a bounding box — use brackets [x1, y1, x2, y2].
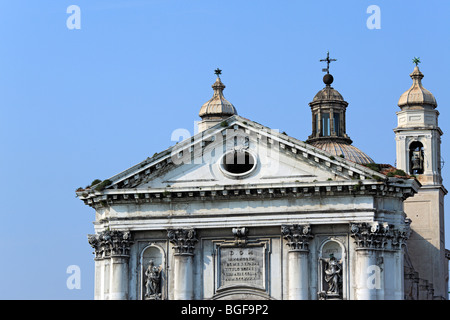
[220, 150, 257, 178]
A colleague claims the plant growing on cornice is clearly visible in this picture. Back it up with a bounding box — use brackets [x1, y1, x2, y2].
[94, 179, 112, 191]
[364, 163, 381, 172]
[353, 180, 362, 191]
[387, 169, 407, 177]
[372, 174, 382, 181]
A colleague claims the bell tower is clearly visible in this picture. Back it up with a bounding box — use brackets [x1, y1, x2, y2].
[395, 61, 442, 183]
[394, 60, 448, 299]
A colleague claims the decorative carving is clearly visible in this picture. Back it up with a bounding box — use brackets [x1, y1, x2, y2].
[350, 221, 411, 250]
[167, 228, 198, 255]
[144, 260, 162, 300]
[232, 227, 248, 246]
[88, 230, 132, 258]
[392, 220, 411, 249]
[350, 222, 390, 249]
[281, 224, 314, 251]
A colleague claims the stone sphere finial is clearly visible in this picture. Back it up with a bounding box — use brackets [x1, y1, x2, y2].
[323, 73, 334, 86]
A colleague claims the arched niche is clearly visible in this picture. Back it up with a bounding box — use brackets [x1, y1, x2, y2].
[140, 243, 166, 300]
[409, 140, 425, 175]
[317, 238, 347, 300]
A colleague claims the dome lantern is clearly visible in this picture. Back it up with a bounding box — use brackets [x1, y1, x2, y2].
[198, 69, 237, 132]
[306, 52, 374, 164]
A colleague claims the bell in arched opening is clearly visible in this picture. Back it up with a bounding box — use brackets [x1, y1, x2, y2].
[409, 141, 424, 175]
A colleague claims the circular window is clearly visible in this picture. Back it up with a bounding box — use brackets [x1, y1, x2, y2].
[220, 150, 257, 178]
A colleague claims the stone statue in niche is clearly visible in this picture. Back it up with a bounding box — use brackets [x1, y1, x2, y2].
[144, 260, 162, 300]
[323, 254, 342, 296]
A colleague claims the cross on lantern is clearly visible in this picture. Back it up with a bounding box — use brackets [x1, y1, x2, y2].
[412, 57, 421, 66]
[320, 51, 337, 74]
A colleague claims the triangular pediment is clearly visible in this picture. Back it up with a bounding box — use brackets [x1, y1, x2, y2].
[83, 115, 386, 195]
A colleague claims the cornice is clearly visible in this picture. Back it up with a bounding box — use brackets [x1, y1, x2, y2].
[79, 178, 418, 209]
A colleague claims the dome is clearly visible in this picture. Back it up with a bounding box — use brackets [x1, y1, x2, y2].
[309, 140, 374, 165]
[312, 86, 345, 103]
[398, 66, 437, 108]
[199, 77, 237, 118]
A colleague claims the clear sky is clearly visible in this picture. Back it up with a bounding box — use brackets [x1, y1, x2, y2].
[0, 0, 449, 299]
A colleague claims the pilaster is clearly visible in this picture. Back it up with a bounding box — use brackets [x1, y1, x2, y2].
[167, 228, 198, 300]
[281, 224, 314, 300]
[88, 230, 132, 300]
[350, 222, 410, 300]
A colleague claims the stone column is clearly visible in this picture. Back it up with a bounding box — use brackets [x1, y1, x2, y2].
[281, 225, 314, 300]
[109, 231, 132, 300]
[167, 228, 198, 300]
[390, 224, 411, 299]
[350, 223, 388, 300]
[88, 230, 132, 300]
[88, 234, 103, 300]
[330, 108, 335, 135]
[318, 112, 322, 137]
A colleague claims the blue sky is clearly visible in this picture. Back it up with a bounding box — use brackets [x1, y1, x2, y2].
[0, 0, 449, 299]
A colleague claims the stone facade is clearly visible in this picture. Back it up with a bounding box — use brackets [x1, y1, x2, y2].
[79, 114, 420, 300]
[78, 65, 447, 300]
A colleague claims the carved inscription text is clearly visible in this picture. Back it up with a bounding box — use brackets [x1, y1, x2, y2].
[219, 246, 264, 289]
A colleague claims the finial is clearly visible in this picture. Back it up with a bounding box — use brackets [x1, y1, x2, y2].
[412, 57, 421, 66]
[320, 51, 337, 74]
[212, 68, 225, 92]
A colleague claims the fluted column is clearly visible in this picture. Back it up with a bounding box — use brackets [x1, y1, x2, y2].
[88, 230, 132, 300]
[167, 228, 198, 300]
[281, 224, 314, 300]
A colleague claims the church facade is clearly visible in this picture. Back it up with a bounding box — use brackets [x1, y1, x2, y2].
[77, 60, 448, 300]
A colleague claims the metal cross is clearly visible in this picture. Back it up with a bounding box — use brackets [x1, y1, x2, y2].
[320, 51, 337, 74]
[214, 68, 222, 77]
[412, 57, 421, 66]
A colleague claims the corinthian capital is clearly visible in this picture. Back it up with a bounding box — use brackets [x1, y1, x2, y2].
[281, 224, 314, 251]
[350, 222, 389, 249]
[88, 230, 132, 259]
[391, 219, 411, 249]
[167, 228, 198, 255]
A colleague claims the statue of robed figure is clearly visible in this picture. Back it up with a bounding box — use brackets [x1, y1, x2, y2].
[324, 254, 342, 296]
[144, 260, 162, 300]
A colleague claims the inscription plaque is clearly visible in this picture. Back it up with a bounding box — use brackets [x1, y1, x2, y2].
[219, 246, 265, 289]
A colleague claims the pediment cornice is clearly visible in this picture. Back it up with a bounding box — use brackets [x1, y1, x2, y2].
[77, 115, 419, 208]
